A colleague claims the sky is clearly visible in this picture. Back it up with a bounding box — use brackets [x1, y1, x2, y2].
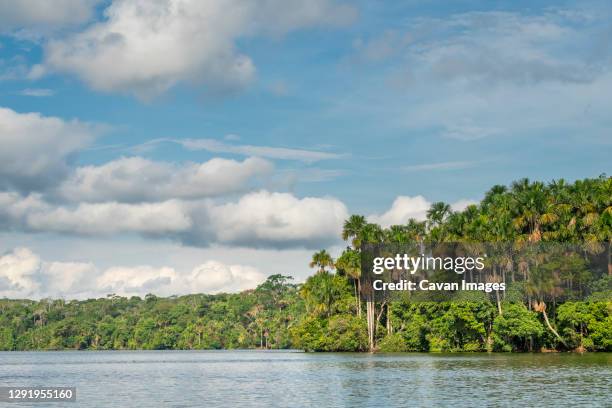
[0, 0, 610, 299]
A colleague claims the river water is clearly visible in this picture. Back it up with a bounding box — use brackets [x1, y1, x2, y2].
[0, 351, 610, 407]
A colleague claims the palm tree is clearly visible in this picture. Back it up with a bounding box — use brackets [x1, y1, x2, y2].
[335, 249, 362, 317]
[300, 272, 341, 318]
[342, 215, 367, 249]
[309, 250, 334, 274]
[385, 225, 407, 244]
[360, 223, 384, 244]
[510, 179, 552, 242]
[525, 253, 567, 347]
[427, 202, 451, 230]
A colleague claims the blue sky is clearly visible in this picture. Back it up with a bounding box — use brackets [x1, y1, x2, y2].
[0, 0, 610, 299]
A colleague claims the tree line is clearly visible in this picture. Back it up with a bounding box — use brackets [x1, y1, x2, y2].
[0, 176, 610, 352]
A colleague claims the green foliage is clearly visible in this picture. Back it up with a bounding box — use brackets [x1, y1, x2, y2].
[557, 302, 611, 351]
[492, 303, 544, 351]
[290, 314, 367, 352]
[377, 333, 409, 352]
[0, 275, 304, 351]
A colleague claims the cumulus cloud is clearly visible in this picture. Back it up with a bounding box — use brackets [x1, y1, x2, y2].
[368, 195, 476, 227]
[27, 200, 192, 235]
[96, 265, 178, 297]
[43, 0, 356, 99]
[0, 0, 100, 33]
[0, 107, 96, 192]
[0, 190, 347, 249]
[95, 261, 265, 297]
[368, 196, 431, 227]
[202, 191, 348, 248]
[41, 261, 96, 298]
[185, 261, 264, 293]
[0, 247, 266, 299]
[0, 247, 41, 298]
[451, 199, 478, 212]
[59, 156, 273, 202]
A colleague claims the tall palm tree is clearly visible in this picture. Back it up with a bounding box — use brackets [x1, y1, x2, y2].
[427, 202, 451, 230]
[510, 179, 551, 242]
[309, 250, 334, 274]
[361, 223, 384, 244]
[342, 215, 367, 249]
[385, 225, 409, 244]
[405, 219, 427, 242]
[335, 249, 362, 317]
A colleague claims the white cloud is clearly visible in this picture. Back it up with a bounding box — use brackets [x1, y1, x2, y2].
[27, 200, 192, 235]
[203, 191, 348, 248]
[368, 195, 430, 227]
[1, 190, 347, 249]
[43, 0, 356, 99]
[0, 247, 266, 299]
[0, 247, 41, 298]
[0, 107, 96, 192]
[42, 261, 96, 297]
[188, 261, 265, 293]
[0, 192, 48, 230]
[96, 265, 178, 297]
[369, 195, 476, 227]
[95, 261, 265, 297]
[59, 156, 273, 202]
[451, 199, 478, 212]
[0, 0, 100, 33]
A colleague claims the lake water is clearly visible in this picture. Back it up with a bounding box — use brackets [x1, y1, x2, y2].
[0, 351, 610, 407]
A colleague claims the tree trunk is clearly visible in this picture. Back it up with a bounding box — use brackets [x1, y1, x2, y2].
[386, 303, 392, 335]
[357, 280, 362, 318]
[353, 279, 360, 317]
[608, 241, 612, 276]
[366, 299, 375, 352]
[495, 289, 502, 315]
[537, 302, 566, 347]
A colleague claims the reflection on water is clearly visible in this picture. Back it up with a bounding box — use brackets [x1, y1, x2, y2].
[0, 351, 610, 407]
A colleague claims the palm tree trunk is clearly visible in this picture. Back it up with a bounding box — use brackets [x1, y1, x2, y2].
[353, 279, 359, 316]
[541, 306, 566, 347]
[608, 241, 612, 276]
[366, 298, 375, 351]
[386, 303, 392, 335]
[495, 289, 502, 315]
[357, 280, 362, 318]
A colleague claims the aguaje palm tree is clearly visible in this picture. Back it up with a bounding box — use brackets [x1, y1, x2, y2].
[510, 179, 551, 243]
[427, 202, 452, 242]
[405, 219, 427, 242]
[385, 225, 409, 244]
[427, 201, 451, 228]
[342, 215, 367, 249]
[309, 250, 334, 274]
[336, 249, 362, 317]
